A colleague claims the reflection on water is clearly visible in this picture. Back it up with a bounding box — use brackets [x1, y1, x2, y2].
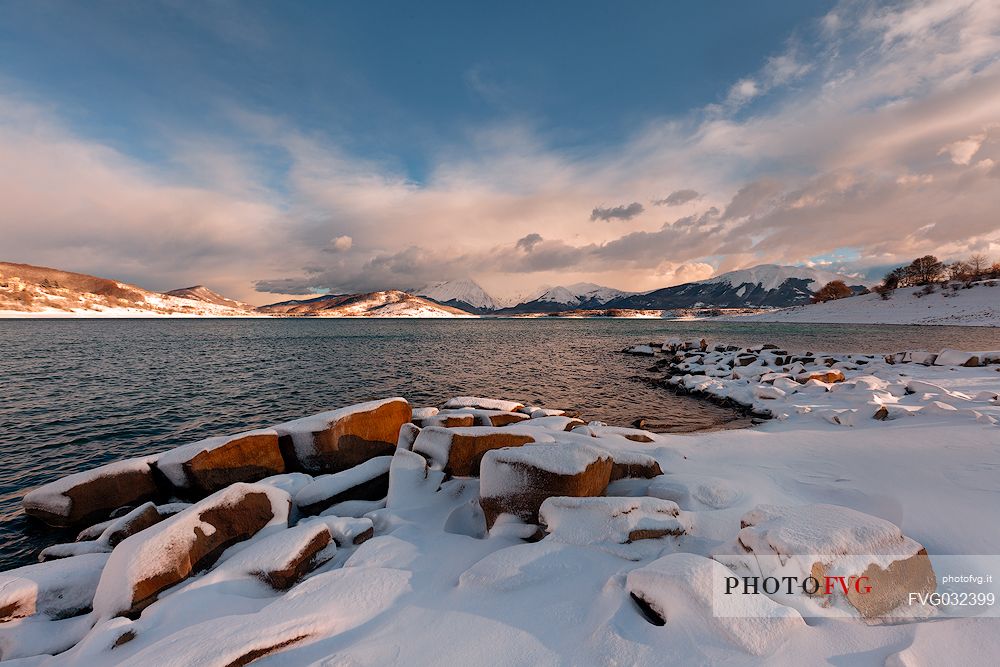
[0, 318, 996, 568]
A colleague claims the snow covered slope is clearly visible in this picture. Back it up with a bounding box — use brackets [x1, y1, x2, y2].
[163, 285, 252, 311]
[611, 264, 865, 310]
[0, 262, 251, 317]
[416, 279, 498, 313]
[257, 290, 476, 318]
[730, 281, 1000, 326]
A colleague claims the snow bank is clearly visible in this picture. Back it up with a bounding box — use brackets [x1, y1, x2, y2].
[626, 553, 805, 656]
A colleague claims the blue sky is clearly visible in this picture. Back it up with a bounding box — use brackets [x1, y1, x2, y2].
[1, 0, 998, 302]
[1, 1, 833, 181]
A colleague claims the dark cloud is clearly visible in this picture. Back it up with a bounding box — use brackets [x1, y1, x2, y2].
[253, 278, 323, 295]
[720, 180, 783, 220]
[516, 233, 543, 251]
[590, 202, 644, 221]
[653, 189, 701, 206]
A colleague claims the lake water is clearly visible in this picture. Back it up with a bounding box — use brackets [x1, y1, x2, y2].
[1, 318, 997, 569]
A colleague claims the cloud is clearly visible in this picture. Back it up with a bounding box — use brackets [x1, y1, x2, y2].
[516, 233, 543, 251]
[653, 189, 701, 206]
[939, 133, 986, 165]
[3, 0, 1000, 301]
[590, 202, 644, 221]
[329, 235, 353, 252]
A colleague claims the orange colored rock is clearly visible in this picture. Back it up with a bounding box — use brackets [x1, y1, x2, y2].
[412, 426, 537, 477]
[93, 484, 287, 618]
[797, 369, 846, 383]
[275, 399, 411, 473]
[479, 444, 613, 528]
[23, 457, 161, 528]
[155, 430, 285, 496]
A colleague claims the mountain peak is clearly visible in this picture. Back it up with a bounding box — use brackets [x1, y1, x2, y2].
[415, 279, 498, 312]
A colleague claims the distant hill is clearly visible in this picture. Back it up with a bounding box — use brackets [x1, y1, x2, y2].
[608, 264, 866, 310]
[0, 262, 249, 317]
[256, 290, 476, 317]
[164, 285, 252, 311]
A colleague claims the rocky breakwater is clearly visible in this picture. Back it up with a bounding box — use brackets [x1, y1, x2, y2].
[2, 377, 970, 662]
[626, 338, 1000, 427]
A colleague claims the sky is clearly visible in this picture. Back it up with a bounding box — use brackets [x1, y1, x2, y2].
[1, 0, 999, 305]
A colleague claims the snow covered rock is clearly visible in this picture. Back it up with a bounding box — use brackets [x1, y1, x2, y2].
[933, 349, 981, 367]
[274, 398, 411, 473]
[412, 412, 476, 428]
[442, 396, 525, 412]
[41, 502, 175, 561]
[539, 496, 687, 545]
[479, 444, 613, 527]
[92, 483, 291, 618]
[578, 423, 657, 443]
[0, 553, 109, 621]
[720, 503, 935, 618]
[626, 553, 804, 656]
[154, 429, 284, 495]
[396, 422, 420, 450]
[97, 567, 411, 666]
[412, 426, 537, 476]
[624, 344, 655, 356]
[23, 456, 161, 527]
[796, 369, 846, 384]
[293, 456, 393, 515]
[512, 415, 585, 431]
[301, 516, 375, 546]
[386, 448, 445, 509]
[213, 522, 334, 590]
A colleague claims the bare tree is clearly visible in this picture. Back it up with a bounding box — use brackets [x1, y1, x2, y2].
[968, 254, 989, 280]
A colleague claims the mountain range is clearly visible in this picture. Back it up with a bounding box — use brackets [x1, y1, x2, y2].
[0, 260, 865, 318]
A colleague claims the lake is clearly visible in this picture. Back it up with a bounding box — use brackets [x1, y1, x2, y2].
[1, 318, 997, 569]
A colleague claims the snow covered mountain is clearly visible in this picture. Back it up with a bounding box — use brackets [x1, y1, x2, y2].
[415, 279, 498, 314]
[257, 290, 476, 318]
[498, 282, 632, 314]
[0, 262, 252, 317]
[609, 264, 866, 310]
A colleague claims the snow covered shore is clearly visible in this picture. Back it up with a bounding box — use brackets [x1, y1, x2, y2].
[3, 345, 1000, 665]
[725, 281, 1000, 326]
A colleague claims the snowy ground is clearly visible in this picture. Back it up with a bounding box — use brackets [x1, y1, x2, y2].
[3, 342, 1000, 665]
[725, 281, 1000, 326]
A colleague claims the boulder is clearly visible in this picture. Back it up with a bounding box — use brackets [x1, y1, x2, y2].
[154, 429, 284, 496]
[933, 349, 980, 367]
[796, 369, 846, 384]
[442, 397, 524, 412]
[274, 398, 411, 473]
[293, 456, 393, 515]
[479, 444, 613, 528]
[39, 502, 178, 561]
[719, 503, 935, 619]
[413, 413, 476, 428]
[215, 522, 334, 591]
[23, 457, 161, 528]
[539, 496, 688, 545]
[0, 553, 109, 621]
[92, 483, 290, 618]
[412, 426, 537, 476]
[302, 516, 375, 546]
